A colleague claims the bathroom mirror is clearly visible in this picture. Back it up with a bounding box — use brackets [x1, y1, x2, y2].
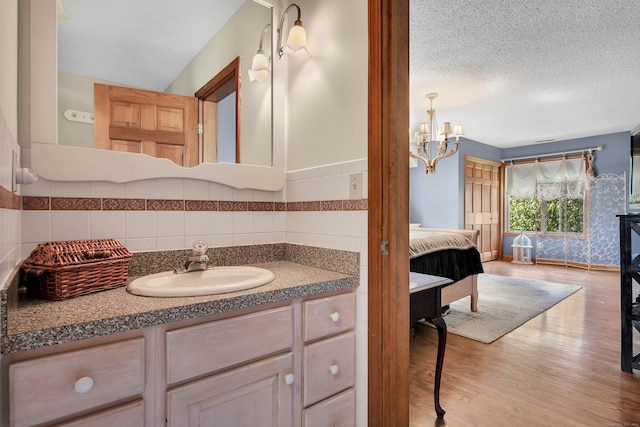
[26, 0, 284, 190]
[57, 0, 272, 167]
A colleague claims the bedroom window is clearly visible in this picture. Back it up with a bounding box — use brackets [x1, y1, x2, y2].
[508, 195, 584, 234]
[505, 156, 588, 235]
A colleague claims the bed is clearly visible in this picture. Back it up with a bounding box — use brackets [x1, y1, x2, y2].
[410, 227, 484, 312]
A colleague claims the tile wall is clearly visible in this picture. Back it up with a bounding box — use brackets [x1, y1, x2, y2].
[285, 158, 369, 426]
[20, 177, 289, 256]
[0, 109, 21, 286]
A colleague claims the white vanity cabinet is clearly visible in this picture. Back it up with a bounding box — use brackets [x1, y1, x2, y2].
[163, 294, 357, 427]
[2, 290, 357, 427]
[301, 292, 356, 426]
[7, 338, 146, 427]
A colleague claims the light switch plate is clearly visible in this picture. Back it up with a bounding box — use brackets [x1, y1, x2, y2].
[349, 172, 362, 199]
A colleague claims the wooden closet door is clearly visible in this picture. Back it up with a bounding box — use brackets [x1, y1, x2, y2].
[465, 156, 502, 261]
[94, 83, 198, 167]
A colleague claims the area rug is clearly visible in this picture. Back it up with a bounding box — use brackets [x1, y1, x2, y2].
[439, 273, 582, 344]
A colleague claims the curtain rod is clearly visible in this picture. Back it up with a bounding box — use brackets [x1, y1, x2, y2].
[501, 145, 604, 163]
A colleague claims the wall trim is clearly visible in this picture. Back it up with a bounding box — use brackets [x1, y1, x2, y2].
[22, 196, 368, 212]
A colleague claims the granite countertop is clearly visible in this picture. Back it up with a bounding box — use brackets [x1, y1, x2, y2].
[1, 244, 360, 354]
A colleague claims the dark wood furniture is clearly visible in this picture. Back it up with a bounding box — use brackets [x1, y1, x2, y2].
[409, 272, 453, 417]
[617, 214, 640, 373]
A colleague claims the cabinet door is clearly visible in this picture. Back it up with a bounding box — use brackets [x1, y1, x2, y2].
[167, 353, 293, 427]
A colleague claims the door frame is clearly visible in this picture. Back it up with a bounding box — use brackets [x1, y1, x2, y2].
[195, 56, 241, 163]
[368, 0, 410, 425]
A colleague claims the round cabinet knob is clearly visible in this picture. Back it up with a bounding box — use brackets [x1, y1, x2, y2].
[284, 373, 295, 385]
[330, 312, 340, 323]
[329, 364, 340, 376]
[74, 377, 94, 394]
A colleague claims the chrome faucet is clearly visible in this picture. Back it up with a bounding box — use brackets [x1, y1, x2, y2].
[174, 240, 210, 274]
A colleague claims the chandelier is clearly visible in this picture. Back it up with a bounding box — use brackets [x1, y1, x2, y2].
[410, 93, 464, 174]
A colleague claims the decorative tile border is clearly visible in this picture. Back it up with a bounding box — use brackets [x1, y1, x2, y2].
[185, 200, 218, 211]
[103, 198, 146, 211]
[20, 196, 368, 212]
[51, 197, 101, 210]
[146, 199, 185, 211]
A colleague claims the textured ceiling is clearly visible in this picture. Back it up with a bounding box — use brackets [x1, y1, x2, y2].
[410, 0, 640, 148]
[57, 0, 246, 92]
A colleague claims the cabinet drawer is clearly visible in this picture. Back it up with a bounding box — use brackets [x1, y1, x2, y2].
[303, 292, 355, 342]
[9, 338, 145, 427]
[303, 331, 355, 407]
[303, 388, 355, 427]
[166, 305, 293, 384]
[53, 400, 144, 427]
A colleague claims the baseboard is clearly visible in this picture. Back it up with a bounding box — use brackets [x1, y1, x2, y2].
[499, 256, 619, 272]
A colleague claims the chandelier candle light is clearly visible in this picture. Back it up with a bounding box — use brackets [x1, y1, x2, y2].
[410, 93, 464, 174]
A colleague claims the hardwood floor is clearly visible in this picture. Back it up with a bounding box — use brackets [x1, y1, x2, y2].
[409, 261, 640, 427]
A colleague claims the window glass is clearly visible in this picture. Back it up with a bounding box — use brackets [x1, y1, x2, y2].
[506, 157, 587, 235]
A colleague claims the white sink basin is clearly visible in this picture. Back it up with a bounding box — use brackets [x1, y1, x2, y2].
[126, 266, 275, 297]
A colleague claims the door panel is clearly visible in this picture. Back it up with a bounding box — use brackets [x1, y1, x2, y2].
[94, 83, 198, 167]
[201, 100, 219, 163]
[464, 156, 502, 261]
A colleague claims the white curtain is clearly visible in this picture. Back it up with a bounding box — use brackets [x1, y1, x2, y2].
[506, 157, 588, 200]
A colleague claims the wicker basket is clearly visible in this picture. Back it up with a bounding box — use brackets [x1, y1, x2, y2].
[22, 239, 132, 300]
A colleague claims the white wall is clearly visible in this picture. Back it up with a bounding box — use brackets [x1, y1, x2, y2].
[0, 0, 22, 285]
[1, 0, 18, 137]
[57, 71, 122, 148]
[285, 0, 368, 171]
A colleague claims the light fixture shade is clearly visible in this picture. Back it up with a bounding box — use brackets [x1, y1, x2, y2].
[440, 121, 452, 135]
[283, 23, 308, 57]
[248, 52, 270, 83]
[453, 124, 464, 137]
[418, 123, 429, 136]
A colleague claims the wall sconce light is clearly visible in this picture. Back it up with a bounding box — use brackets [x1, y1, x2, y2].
[249, 24, 271, 83]
[276, 4, 308, 59]
[16, 168, 38, 185]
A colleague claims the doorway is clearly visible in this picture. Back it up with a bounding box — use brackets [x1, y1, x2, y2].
[464, 156, 503, 261]
[195, 56, 241, 164]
